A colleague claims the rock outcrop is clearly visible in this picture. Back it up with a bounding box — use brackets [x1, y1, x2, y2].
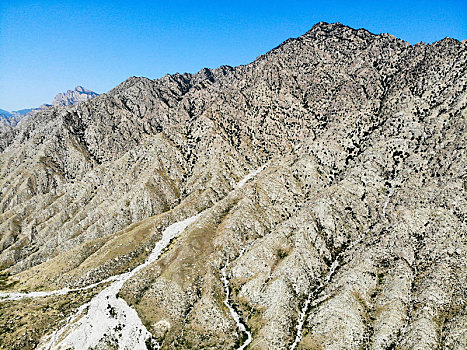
[0, 22, 465, 350]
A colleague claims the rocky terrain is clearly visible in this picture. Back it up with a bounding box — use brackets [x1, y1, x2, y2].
[0, 22, 465, 350]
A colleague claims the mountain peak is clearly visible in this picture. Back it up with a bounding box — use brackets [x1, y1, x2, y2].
[52, 86, 99, 106]
[73, 86, 94, 94]
[304, 21, 373, 38]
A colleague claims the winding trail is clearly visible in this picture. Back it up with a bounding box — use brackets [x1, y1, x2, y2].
[289, 231, 372, 350]
[39, 212, 202, 350]
[217, 166, 266, 350]
[236, 165, 265, 189]
[0, 166, 264, 349]
[220, 246, 253, 350]
[0, 165, 265, 350]
[290, 259, 340, 350]
[0, 274, 121, 301]
[0, 166, 266, 304]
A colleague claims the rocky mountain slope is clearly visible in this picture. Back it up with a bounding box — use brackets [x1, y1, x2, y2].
[0, 22, 465, 350]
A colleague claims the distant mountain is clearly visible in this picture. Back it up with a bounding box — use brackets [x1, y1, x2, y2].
[0, 86, 99, 127]
[0, 109, 23, 128]
[0, 107, 43, 128]
[0, 109, 12, 117]
[52, 86, 99, 106]
[12, 106, 49, 115]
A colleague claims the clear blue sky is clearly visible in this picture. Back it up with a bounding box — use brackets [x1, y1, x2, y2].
[1, 0, 466, 111]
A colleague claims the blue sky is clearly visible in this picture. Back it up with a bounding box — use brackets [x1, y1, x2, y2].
[1, 0, 466, 111]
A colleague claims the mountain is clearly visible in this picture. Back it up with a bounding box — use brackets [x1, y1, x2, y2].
[0, 86, 99, 128]
[11, 107, 48, 116]
[0, 22, 465, 350]
[0, 109, 12, 117]
[52, 86, 99, 106]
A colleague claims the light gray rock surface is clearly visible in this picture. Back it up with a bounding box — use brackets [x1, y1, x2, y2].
[0, 22, 465, 350]
[52, 86, 99, 106]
